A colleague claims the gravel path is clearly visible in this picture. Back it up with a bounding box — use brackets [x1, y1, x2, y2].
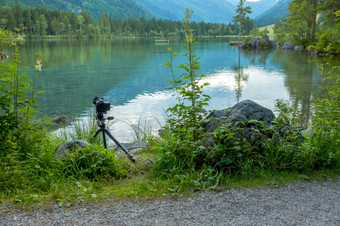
[1, 177, 340, 225]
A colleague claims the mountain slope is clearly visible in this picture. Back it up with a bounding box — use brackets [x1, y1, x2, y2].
[135, 0, 236, 23]
[0, 0, 152, 21]
[254, 0, 292, 26]
[0, 0, 292, 25]
[245, 0, 278, 18]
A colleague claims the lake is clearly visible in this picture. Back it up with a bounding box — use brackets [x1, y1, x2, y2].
[19, 38, 339, 141]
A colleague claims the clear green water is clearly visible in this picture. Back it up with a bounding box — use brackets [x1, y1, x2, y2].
[19, 38, 339, 141]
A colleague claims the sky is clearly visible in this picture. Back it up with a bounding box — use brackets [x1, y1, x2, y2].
[245, 0, 260, 1]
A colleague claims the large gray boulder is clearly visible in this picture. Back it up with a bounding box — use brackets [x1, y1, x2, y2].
[251, 36, 275, 49]
[54, 139, 90, 159]
[204, 100, 274, 132]
[281, 43, 294, 49]
[203, 100, 275, 148]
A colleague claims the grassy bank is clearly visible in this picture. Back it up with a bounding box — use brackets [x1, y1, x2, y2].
[1, 26, 339, 208]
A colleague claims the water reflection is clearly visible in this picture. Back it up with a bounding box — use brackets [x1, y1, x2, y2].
[16, 38, 340, 140]
[232, 49, 249, 102]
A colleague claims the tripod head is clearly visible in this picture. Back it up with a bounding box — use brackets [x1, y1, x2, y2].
[96, 112, 114, 123]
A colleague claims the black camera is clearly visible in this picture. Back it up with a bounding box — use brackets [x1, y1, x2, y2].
[93, 97, 110, 113]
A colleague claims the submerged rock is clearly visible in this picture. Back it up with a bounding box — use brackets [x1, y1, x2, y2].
[51, 116, 68, 124]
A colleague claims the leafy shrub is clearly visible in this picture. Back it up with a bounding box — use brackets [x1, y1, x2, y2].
[316, 30, 340, 55]
[307, 65, 340, 168]
[62, 145, 128, 180]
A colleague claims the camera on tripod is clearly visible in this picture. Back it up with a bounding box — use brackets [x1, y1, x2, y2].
[91, 96, 135, 162]
[93, 97, 110, 114]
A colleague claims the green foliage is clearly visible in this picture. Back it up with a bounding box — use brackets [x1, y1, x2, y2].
[233, 0, 252, 41]
[249, 27, 261, 38]
[274, 21, 287, 46]
[316, 30, 340, 54]
[0, 31, 48, 159]
[62, 145, 128, 180]
[165, 9, 210, 140]
[0, 0, 151, 22]
[307, 65, 340, 168]
[0, 4, 255, 38]
[276, 0, 340, 53]
[0, 28, 11, 56]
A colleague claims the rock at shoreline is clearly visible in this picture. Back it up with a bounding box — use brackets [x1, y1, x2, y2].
[230, 36, 275, 49]
[202, 100, 275, 148]
[280, 43, 294, 49]
[203, 100, 274, 133]
[248, 36, 275, 49]
[294, 45, 305, 50]
[54, 139, 90, 159]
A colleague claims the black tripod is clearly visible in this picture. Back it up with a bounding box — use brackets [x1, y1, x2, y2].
[91, 112, 135, 162]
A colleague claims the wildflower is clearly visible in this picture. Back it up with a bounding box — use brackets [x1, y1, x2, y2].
[35, 59, 42, 71]
[35, 53, 43, 71]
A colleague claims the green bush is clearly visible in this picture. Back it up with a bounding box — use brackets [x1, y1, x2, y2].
[316, 30, 340, 55]
[62, 145, 128, 180]
[307, 65, 340, 168]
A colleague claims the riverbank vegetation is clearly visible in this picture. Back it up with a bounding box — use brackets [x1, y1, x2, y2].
[0, 3, 254, 39]
[1, 8, 340, 207]
[1, 1, 340, 208]
[273, 0, 340, 55]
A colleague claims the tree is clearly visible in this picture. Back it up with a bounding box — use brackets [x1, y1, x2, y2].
[98, 13, 111, 36]
[62, 16, 71, 35]
[165, 9, 210, 140]
[77, 15, 85, 37]
[284, 0, 319, 44]
[233, 0, 252, 43]
[51, 17, 60, 35]
[318, 0, 340, 28]
[36, 14, 48, 36]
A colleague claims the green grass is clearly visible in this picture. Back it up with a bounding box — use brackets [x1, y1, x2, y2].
[259, 24, 275, 36]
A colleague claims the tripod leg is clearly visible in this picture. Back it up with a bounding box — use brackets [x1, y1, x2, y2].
[102, 130, 107, 149]
[103, 128, 135, 162]
[90, 129, 102, 142]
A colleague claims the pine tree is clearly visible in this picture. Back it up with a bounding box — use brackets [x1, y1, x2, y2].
[233, 0, 252, 43]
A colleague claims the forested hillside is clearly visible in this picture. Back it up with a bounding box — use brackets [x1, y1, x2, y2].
[0, 0, 151, 20]
[0, 0, 293, 25]
[0, 4, 255, 38]
[255, 0, 292, 26]
[135, 0, 236, 23]
[243, 0, 278, 18]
